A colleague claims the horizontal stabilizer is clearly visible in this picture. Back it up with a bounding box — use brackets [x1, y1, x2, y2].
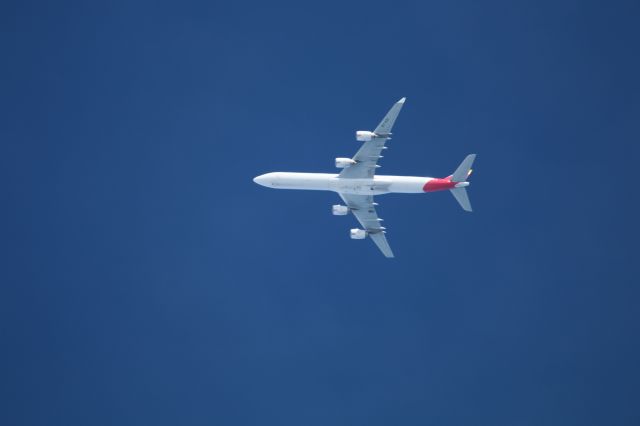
[450, 187, 472, 212]
[451, 154, 476, 182]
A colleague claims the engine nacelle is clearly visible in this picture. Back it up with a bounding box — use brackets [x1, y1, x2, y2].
[332, 204, 349, 216]
[350, 228, 367, 239]
[335, 157, 356, 168]
[356, 130, 376, 142]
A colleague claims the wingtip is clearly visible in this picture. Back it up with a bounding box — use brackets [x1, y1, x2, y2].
[398, 97, 406, 104]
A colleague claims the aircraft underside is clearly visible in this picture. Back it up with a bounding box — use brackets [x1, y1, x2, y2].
[253, 97, 476, 257]
[253, 173, 431, 195]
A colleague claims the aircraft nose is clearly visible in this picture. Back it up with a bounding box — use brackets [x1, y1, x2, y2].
[253, 174, 269, 186]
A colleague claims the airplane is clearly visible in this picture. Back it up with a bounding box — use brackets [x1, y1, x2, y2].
[253, 97, 476, 258]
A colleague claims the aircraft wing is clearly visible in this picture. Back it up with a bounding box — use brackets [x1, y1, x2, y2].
[339, 193, 394, 258]
[339, 97, 406, 179]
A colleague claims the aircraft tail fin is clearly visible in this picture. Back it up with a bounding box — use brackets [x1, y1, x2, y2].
[450, 187, 472, 212]
[449, 154, 475, 212]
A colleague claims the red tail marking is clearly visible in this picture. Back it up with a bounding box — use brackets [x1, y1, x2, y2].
[423, 177, 457, 192]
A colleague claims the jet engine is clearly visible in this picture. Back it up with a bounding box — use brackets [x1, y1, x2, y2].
[356, 131, 376, 142]
[335, 157, 356, 168]
[350, 228, 367, 239]
[332, 204, 349, 216]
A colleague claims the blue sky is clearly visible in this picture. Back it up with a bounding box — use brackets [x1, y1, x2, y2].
[2, 1, 639, 425]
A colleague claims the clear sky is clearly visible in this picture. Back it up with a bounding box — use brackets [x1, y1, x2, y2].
[2, 1, 640, 425]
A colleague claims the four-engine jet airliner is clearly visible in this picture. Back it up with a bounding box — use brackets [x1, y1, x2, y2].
[253, 98, 476, 258]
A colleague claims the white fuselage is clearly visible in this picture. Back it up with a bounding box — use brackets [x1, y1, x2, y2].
[253, 172, 436, 195]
